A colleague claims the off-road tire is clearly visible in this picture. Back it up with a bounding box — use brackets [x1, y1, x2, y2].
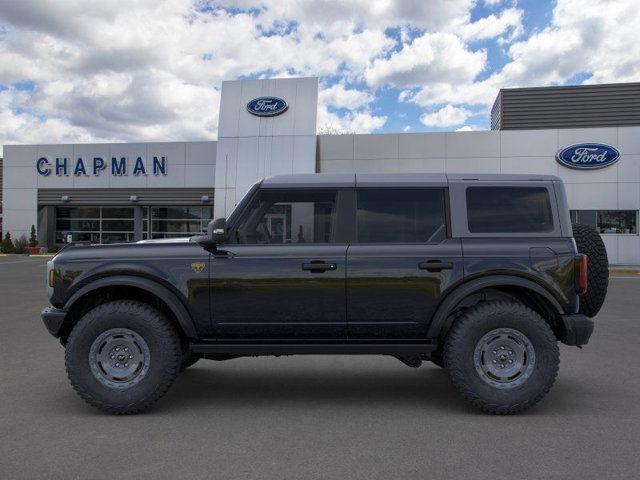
[180, 350, 201, 370]
[430, 350, 444, 368]
[444, 301, 559, 415]
[572, 223, 609, 318]
[65, 300, 181, 414]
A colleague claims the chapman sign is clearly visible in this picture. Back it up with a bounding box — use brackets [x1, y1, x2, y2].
[247, 96, 288, 117]
[556, 143, 620, 170]
[36, 156, 168, 177]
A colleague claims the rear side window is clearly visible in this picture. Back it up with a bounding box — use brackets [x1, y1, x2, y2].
[356, 188, 446, 243]
[466, 187, 554, 233]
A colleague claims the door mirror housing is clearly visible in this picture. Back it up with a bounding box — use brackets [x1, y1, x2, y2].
[208, 218, 227, 244]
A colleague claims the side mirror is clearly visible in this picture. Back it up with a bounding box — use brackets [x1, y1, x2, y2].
[207, 218, 227, 244]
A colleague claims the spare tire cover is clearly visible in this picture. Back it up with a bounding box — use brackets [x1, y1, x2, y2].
[572, 223, 609, 317]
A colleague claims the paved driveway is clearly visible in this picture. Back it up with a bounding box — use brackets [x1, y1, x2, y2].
[1, 255, 639, 479]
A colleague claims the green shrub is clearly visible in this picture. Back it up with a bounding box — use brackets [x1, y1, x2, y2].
[13, 234, 28, 254]
[29, 225, 38, 248]
[1, 233, 15, 253]
[47, 245, 61, 254]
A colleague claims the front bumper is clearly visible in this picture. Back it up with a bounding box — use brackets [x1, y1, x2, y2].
[558, 313, 594, 346]
[41, 306, 68, 337]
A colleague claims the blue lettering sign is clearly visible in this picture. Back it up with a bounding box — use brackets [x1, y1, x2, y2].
[55, 157, 68, 176]
[74, 158, 87, 176]
[36, 157, 51, 176]
[247, 97, 288, 117]
[111, 157, 126, 175]
[93, 157, 106, 175]
[556, 143, 620, 170]
[133, 157, 147, 175]
[153, 156, 167, 175]
[35, 155, 170, 177]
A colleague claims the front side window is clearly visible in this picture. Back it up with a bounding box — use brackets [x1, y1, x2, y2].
[356, 188, 446, 243]
[466, 187, 554, 233]
[234, 189, 337, 244]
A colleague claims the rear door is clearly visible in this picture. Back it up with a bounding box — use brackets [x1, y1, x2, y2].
[346, 187, 464, 339]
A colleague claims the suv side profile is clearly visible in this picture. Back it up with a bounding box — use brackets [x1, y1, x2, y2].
[41, 173, 608, 414]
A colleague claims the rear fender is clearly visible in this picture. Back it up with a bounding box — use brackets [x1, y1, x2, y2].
[426, 275, 565, 340]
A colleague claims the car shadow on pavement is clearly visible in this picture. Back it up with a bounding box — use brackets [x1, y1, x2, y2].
[154, 362, 473, 414]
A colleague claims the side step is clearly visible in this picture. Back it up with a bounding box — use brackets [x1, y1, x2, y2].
[190, 342, 436, 356]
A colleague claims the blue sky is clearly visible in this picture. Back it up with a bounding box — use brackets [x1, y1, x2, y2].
[0, 0, 638, 151]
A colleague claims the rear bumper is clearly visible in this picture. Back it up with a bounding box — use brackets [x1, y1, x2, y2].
[558, 313, 594, 346]
[41, 306, 68, 338]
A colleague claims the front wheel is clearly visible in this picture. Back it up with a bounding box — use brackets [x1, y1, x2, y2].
[65, 300, 181, 414]
[444, 301, 559, 414]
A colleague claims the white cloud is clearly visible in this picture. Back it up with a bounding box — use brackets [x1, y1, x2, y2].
[403, 0, 640, 111]
[319, 83, 373, 110]
[0, 0, 639, 148]
[457, 8, 523, 42]
[456, 124, 483, 131]
[366, 32, 486, 88]
[317, 107, 386, 134]
[420, 104, 472, 127]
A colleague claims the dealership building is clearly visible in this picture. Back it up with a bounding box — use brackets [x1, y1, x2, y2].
[2, 78, 640, 264]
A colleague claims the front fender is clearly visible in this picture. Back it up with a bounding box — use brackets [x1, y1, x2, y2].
[63, 275, 198, 339]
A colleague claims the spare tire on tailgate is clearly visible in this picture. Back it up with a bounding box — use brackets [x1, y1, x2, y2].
[572, 223, 608, 317]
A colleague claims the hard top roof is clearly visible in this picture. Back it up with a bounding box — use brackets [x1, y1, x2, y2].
[260, 173, 560, 188]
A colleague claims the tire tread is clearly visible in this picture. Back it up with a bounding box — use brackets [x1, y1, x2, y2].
[65, 300, 181, 414]
[444, 300, 559, 415]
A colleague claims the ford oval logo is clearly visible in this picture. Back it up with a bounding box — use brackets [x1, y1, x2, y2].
[556, 143, 620, 170]
[247, 97, 288, 117]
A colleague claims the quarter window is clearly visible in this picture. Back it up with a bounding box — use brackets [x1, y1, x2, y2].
[356, 189, 446, 243]
[235, 190, 337, 244]
[466, 187, 554, 233]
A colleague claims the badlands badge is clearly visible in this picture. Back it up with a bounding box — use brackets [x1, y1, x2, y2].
[191, 262, 206, 273]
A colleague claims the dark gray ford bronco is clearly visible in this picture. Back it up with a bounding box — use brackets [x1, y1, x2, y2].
[42, 173, 608, 414]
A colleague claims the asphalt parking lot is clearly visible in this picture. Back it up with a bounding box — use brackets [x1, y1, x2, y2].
[1, 255, 640, 479]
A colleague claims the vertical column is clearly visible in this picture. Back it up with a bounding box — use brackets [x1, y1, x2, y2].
[214, 77, 319, 218]
[133, 206, 144, 241]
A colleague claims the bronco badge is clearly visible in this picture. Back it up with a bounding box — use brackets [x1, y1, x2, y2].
[191, 263, 206, 273]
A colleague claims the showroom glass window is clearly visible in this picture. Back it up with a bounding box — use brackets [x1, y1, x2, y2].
[356, 188, 446, 243]
[234, 190, 337, 244]
[55, 207, 135, 243]
[466, 187, 554, 233]
[144, 206, 213, 239]
[570, 210, 638, 234]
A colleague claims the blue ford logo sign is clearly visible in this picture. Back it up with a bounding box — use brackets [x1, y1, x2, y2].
[556, 143, 620, 170]
[247, 96, 288, 117]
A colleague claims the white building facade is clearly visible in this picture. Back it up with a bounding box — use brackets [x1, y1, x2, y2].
[2, 77, 639, 264]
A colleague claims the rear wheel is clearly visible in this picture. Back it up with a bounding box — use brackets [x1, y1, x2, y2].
[572, 223, 609, 317]
[444, 301, 559, 414]
[65, 300, 181, 414]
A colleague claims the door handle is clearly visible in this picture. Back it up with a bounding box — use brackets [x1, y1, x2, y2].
[302, 262, 337, 272]
[418, 261, 453, 272]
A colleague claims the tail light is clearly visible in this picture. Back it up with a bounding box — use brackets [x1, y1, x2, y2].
[576, 254, 588, 295]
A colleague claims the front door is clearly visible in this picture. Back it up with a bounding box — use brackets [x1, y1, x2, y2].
[347, 188, 464, 339]
[211, 188, 348, 340]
